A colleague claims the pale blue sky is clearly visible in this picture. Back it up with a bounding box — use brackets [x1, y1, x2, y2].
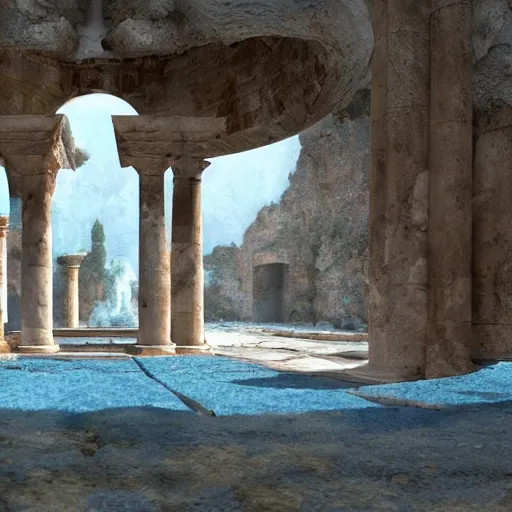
[0, 94, 301, 272]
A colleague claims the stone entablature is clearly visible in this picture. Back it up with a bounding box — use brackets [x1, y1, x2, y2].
[0, 2, 372, 157]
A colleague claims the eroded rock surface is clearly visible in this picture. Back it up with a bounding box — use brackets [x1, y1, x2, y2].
[205, 90, 370, 329]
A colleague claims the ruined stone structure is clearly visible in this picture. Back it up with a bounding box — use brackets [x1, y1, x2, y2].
[0, 0, 371, 355]
[0, 1, 511, 380]
[204, 93, 371, 329]
[57, 253, 86, 328]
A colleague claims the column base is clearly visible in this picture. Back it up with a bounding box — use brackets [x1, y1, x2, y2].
[0, 341, 11, 354]
[17, 344, 60, 354]
[131, 344, 176, 356]
[175, 344, 213, 355]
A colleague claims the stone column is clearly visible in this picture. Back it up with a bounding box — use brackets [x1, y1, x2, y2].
[0, 216, 9, 353]
[135, 160, 175, 355]
[57, 253, 86, 328]
[171, 159, 210, 353]
[365, 1, 431, 381]
[19, 170, 59, 353]
[473, 104, 512, 360]
[427, 1, 473, 377]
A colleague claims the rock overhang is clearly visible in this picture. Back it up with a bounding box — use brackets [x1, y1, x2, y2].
[0, 0, 373, 154]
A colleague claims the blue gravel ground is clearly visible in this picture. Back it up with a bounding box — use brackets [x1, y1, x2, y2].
[355, 362, 512, 407]
[2, 357, 512, 510]
[2, 356, 512, 415]
[0, 358, 190, 413]
[137, 356, 380, 415]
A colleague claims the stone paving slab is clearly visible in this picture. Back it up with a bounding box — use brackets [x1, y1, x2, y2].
[53, 322, 370, 376]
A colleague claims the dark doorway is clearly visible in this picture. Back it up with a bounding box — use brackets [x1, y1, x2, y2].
[253, 263, 287, 323]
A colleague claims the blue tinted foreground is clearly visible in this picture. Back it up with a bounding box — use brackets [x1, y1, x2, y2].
[0, 358, 190, 413]
[137, 356, 379, 415]
[1, 356, 511, 415]
[0, 356, 377, 414]
[355, 362, 512, 407]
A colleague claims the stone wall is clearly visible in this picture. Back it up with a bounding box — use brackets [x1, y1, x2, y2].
[204, 245, 245, 322]
[204, 90, 371, 329]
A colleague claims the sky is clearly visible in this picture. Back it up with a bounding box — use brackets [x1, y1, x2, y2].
[0, 94, 301, 272]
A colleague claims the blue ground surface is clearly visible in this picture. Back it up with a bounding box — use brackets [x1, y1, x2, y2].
[0, 358, 190, 413]
[1, 356, 511, 415]
[137, 356, 379, 415]
[356, 362, 512, 407]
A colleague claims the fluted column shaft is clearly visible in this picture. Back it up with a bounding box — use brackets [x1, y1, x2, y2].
[171, 160, 210, 349]
[368, 1, 431, 380]
[0, 216, 9, 352]
[137, 165, 173, 351]
[427, 0, 473, 377]
[20, 171, 58, 351]
[57, 254, 86, 328]
[65, 266, 80, 328]
[367, 1, 474, 380]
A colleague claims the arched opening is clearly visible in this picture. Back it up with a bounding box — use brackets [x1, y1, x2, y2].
[202, 89, 371, 333]
[53, 93, 140, 329]
[201, 136, 300, 323]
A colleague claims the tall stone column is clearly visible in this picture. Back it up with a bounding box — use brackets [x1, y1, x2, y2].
[19, 170, 59, 352]
[0, 115, 76, 352]
[135, 160, 175, 355]
[365, 1, 431, 381]
[473, 104, 512, 360]
[427, 0, 473, 377]
[57, 253, 86, 328]
[171, 159, 210, 353]
[0, 216, 9, 353]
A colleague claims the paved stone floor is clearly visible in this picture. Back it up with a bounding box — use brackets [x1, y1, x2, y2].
[1, 324, 511, 511]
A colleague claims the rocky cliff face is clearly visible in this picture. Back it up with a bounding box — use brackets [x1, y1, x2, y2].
[204, 90, 371, 329]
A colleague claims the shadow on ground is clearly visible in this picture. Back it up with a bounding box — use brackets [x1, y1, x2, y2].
[0, 402, 512, 511]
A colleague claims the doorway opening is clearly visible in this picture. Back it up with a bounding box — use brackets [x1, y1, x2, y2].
[252, 263, 288, 323]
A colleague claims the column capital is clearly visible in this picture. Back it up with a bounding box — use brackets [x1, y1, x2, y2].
[57, 253, 86, 269]
[119, 155, 171, 175]
[171, 158, 211, 179]
[0, 115, 77, 175]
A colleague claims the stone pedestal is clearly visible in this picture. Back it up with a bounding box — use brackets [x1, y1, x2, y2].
[0, 216, 9, 353]
[19, 171, 59, 353]
[171, 159, 211, 353]
[135, 163, 175, 355]
[473, 103, 512, 360]
[57, 253, 86, 328]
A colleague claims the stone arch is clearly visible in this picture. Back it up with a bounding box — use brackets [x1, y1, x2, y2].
[52, 93, 140, 327]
